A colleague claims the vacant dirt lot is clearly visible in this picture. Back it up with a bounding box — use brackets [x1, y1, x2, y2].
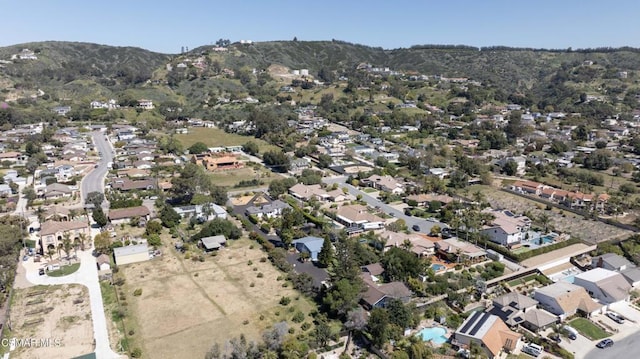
[120, 237, 314, 359]
[471, 185, 633, 243]
[7, 284, 93, 359]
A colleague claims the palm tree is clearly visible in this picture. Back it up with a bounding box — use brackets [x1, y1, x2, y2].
[69, 208, 78, 221]
[62, 233, 73, 258]
[47, 248, 55, 261]
[538, 213, 551, 233]
[35, 206, 46, 224]
[401, 239, 413, 251]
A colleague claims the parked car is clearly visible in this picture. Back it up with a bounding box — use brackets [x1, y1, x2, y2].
[38, 268, 45, 276]
[596, 339, 614, 348]
[562, 325, 578, 340]
[522, 343, 543, 357]
[412, 224, 421, 231]
[606, 311, 625, 324]
[549, 333, 561, 343]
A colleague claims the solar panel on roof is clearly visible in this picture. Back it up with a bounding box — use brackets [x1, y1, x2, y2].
[469, 313, 491, 336]
[460, 311, 482, 334]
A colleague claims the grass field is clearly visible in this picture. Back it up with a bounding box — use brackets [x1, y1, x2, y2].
[118, 236, 316, 358]
[174, 127, 279, 154]
[568, 317, 610, 340]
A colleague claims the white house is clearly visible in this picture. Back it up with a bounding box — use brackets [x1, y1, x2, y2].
[533, 282, 604, 320]
[481, 209, 531, 246]
[573, 268, 631, 305]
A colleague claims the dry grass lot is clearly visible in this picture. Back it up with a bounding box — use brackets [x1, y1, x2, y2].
[209, 166, 285, 188]
[119, 237, 315, 359]
[468, 184, 633, 243]
[174, 127, 279, 154]
[6, 284, 93, 359]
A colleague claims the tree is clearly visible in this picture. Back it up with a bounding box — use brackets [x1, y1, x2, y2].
[323, 278, 362, 317]
[318, 237, 334, 268]
[208, 185, 228, 205]
[315, 315, 332, 347]
[22, 187, 37, 208]
[242, 141, 259, 156]
[77, 232, 88, 251]
[191, 218, 242, 241]
[62, 233, 73, 258]
[263, 150, 291, 173]
[85, 191, 104, 208]
[262, 321, 288, 351]
[268, 178, 297, 197]
[503, 160, 518, 176]
[159, 205, 181, 228]
[92, 207, 108, 227]
[317, 154, 333, 168]
[188, 142, 209, 154]
[145, 220, 163, 236]
[368, 307, 390, 347]
[93, 232, 111, 254]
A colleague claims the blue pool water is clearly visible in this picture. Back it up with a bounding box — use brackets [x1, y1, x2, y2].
[540, 235, 555, 244]
[562, 275, 576, 283]
[417, 327, 448, 344]
[431, 264, 446, 271]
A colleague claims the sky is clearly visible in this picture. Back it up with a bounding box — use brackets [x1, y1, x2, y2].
[1, 0, 640, 54]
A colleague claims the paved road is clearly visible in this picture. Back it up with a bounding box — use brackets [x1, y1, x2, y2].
[322, 176, 447, 234]
[584, 331, 640, 359]
[81, 131, 113, 207]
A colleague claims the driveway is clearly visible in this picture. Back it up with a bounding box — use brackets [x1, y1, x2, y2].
[81, 131, 113, 208]
[286, 253, 329, 288]
[322, 176, 448, 234]
[17, 243, 123, 359]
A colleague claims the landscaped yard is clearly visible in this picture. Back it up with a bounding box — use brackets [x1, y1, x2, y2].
[47, 262, 80, 277]
[115, 236, 316, 358]
[569, 317, 611, 340]
[174, 127, 279, 154]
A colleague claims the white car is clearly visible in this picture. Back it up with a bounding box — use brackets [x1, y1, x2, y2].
[606, 311, 625, 324]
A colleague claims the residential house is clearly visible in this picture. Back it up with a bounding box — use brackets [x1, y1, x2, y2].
[39, 220, 90, 253]
[137, 99, 154, 110]
[591, 253, 635, 272]
[361, 278, 412, 309]
[453, 312, 521, 359]
[108, 206, 151, 225]
[361, 175, 404, 194]
[173, 203, 228, 222]
[481, 209, 531, 247]
[113, 244, 150, 265]
[110, 178, 156, 192]
[44, 183, 75, 199]
[405, 193, 454, 207]
[434, 238, 486, 263]
[0, 151, 27, 165]
[289, 184, 327, 202]
[621, 267, 640, 287]
[510, 181, 544, 195]
[379, 230, 435, 257]
[290, 158, 310, 173]
[194, 154, 243, 171]
[292, 236, 324, 261]
[489, 292, 557, 332]
[361, 263, 384, 282]
[200, 235, 227, 251]
[573, 268, 632, 305]
[52, 106, 71, 116]
[96, 254, 111, 271]
[245, 199, 290, 219]
[0, 184, 12, 197]
[533, 282, 603, 320]
[335, 204, 385, 233]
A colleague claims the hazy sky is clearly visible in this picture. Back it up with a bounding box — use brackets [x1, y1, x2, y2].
[2, 0, 639, 53]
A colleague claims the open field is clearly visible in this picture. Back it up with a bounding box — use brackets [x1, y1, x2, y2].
[209, 166, 285, 188]
[118, 237, 315, 359]
[467, 184, 633, 243]
[5, 284, 94, 359]
[174, 127, 279, 154]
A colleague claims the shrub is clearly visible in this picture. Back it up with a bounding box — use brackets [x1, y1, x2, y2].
[133, 288, 142, 296]
[292, 311, 305, 323]
[131, 348, 142, 358]
[259, 314, 265, 320]
[243, 320, 249, 325]
[257, 272, 264, 278]
[301, 322, 311, 331]
[249, 282, 255, 287]
[288, 328, 295, 334]
[128, 329, 135, 336]
[279, 296, 291, 306]
[260, 257, 267, 262]
[247, 260, 253, 266]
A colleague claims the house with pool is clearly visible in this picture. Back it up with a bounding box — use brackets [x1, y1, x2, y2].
[452, 312, 521, 359]
[481, 209, 531, 247]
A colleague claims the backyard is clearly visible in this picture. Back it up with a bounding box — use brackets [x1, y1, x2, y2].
[3, 284, 94, 359]
[115, 236, 316, 358]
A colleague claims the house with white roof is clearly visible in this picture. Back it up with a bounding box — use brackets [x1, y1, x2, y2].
[481, 209, 531, 246]
[573, 268, 632, 305]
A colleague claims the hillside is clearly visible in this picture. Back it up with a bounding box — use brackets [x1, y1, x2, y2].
[1, 40, 640, 125]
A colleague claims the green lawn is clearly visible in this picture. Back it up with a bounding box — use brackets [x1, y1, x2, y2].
[507, 274, 537, 287]
[568, 317, 610, 340]
[174, 127, 278, 154]
[47, 263, 80, 277]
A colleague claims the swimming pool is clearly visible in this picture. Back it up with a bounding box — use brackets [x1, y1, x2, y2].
[417, 327, 448, 344]
[540, 235, 555, 244]
[431, 264, 446, 272]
